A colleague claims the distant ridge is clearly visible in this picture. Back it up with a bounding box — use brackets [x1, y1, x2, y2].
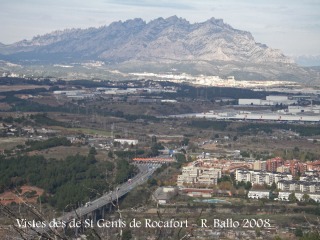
[0, 16, 318, 83]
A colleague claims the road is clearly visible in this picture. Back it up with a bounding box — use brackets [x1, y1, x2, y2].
[29, 164, 162, 237]
[57, 163, 161, 222]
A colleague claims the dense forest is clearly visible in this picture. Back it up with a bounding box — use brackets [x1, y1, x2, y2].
[25, 137, 71, 151]
[0, 152, 135, 210]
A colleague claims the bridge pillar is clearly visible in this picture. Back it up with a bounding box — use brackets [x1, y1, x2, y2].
[75, 225, 79, 237]
[101, 206, 106, 219]
[92, 210, 97, 223]
[81, 215, 86, 233]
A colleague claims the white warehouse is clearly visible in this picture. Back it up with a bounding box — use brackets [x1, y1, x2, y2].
[238, 95, 297, 106]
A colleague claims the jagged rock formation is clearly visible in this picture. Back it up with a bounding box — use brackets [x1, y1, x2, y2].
[0, 16, 317, 82]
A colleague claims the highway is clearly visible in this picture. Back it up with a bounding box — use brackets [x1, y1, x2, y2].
[57, 163, 161, 222]
[30, 163, 161, 237]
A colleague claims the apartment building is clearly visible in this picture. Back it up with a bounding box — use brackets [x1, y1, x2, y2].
[235, 169, 292, 186]
[266, 157, 284, 172]
[177, 165, 221, 187]
[253, 160, 267, 171]
[278, 192, 320, 202]
[277, 180, 320, 193]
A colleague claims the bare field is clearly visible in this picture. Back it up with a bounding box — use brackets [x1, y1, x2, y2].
[0, 185, 44, 205]
[49, 125, 112, 137]
[29, 95, 64, 107]
[95, 101, 219, 116]
[27, 145, 108, 161]
[235, 136, 320, 153]
[0, 137, 26, 150]
[27, 146, 90, 160]
[201, 143, 218, 150]
[0, 85, 50, 92]
[0, 102, 11, 111]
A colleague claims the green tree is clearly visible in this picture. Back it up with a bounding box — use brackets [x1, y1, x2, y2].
[151, 135, 157, 144]
[89, 147, 97, 155]
[270, 182, 277, 191]
[245, 181, 252, 190]
[108, 151, 114, 158]
[288, 192, 297, 202]
[255, 228, 261, 237]
[181, 137, 189, 146]
[122, 229, 132, 240]
[302, 193, 310, 203]
[273, 236, 283, 240]
[300, 231, 320, 240]
[295, 228, 303, 237]
[150, 143, 164, 157]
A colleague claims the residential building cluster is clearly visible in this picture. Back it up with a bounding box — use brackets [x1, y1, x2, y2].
[235, 169, 292, 186]
[251, 157, 318, 177]
[277, 176, 320, 193]
[306, 160, 320, 172]
[191, 158, 252, 173]
[178, 157, 319, 179]
[129, 72, 297, 88]
[177, 161, 221, 187]
[237, 157, 320, 202]
[247, 189, 320, 203]
[277, 192, 320, 202]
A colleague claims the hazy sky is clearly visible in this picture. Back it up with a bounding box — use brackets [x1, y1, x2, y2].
[1, 0, 319, 56]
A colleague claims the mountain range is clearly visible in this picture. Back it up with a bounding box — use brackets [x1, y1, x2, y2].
[0, 16, 318, 83]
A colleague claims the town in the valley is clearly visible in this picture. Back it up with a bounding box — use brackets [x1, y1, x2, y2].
[0, 74, 320, 239]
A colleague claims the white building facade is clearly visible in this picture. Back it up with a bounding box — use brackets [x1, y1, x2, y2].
[235, 169, 292, 186]
[177, 166, 221, 187]
[248, 190, 270, 199]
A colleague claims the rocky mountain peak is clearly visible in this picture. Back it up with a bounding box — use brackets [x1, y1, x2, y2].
[0, 16, 312, 82]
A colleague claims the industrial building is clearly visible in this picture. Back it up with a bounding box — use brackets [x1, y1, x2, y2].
[171, 109, 320, 122]
[279, 105, 320, 114]
[232, 112, 320, 122]
[238, 95, 297, 106]
[166, 96, 318, 122]
[53, 90, 95, 99]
